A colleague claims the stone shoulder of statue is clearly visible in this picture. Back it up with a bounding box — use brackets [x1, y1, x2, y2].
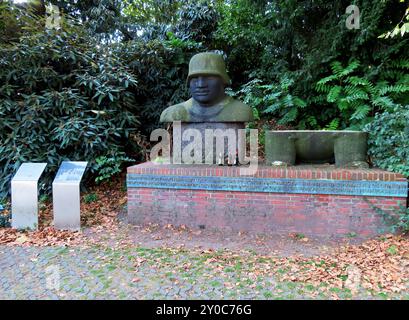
[160, 96, 253, 122]
[159, 52, 254, 123]
[160, 100, 190, 122]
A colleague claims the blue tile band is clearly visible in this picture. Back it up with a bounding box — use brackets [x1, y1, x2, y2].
[127, 174, 408, 197]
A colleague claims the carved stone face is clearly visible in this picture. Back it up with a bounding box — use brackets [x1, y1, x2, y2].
[189, 75, 226, 107]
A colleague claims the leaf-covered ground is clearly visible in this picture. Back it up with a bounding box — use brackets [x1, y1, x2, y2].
[0, 175, 408, 299]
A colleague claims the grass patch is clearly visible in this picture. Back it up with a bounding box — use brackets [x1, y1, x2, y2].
[209, 280, 222, 287]
[84, 193, 98, 204]
[386, 245, 398, 255]
[305, 284, 316, 291]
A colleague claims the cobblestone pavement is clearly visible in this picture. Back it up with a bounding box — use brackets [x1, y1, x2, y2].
[0, 246, 278, 300]
[1, 245, 408, 300]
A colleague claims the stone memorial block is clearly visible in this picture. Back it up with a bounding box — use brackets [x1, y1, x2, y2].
[160, 52, 253, 164]
[265, 130, 369, 168]
[11, 162, 47, 230]
[52, 161, 87, 231]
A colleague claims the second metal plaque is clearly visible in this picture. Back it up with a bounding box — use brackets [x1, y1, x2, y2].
[53, 161, 88, 231]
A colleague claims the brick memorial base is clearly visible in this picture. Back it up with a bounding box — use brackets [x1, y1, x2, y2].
[127, 163, 408, 239]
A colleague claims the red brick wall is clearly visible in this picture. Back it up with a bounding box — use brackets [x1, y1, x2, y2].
[128, 187, 406, 238]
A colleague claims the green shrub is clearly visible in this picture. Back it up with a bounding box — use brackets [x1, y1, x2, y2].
[0, 10, 140, 198]
[394, 207, 409, 234]
[316, 60, 409, 130]
[94, 152, 134, 183]
[84, 193, 98, 204]
[1, 0, 408, 199]
[365, 104, 409, 176]
[374, 205, 409, 235]
[234, 77, 308, 127]
[0, 204, 10, 228]
[116, 33, 203, 134]
[0, 214, 11, 228]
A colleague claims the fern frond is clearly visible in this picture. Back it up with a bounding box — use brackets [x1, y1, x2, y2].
[264, 92, 281, 101]
[327, 86, 342, 103]
[350, 104, 371, 120]
[263, 102, 281, 114]
[340, 60, 360, 76]
[330, 61, 344, 76]
[348, 100, 363, 109]
[345, 76, 369, 86]
[282, 95, 294, 107]
[375, 80, 389, 95]
[307, 116, 318, 127]
[260, 83, 276, 90]
[383, 84, 409, 95]
[390, 59, 409, 69]
[344, 85, 368, 99]
[397, 74, 409, 85]
[338, 99, 350, 111]
[372, 96, 395, 109]
[345, 93, 369, 102]
[307, 95, 327, 104]
[278, 107, 298, 124]
[366, 81, 376, 95]
[280, 77, 294, 90]
[325, 118, 340, 130]
[381, 70, 406, 81]
[293, 97, 307, 108]
[316, 74, 338, 90]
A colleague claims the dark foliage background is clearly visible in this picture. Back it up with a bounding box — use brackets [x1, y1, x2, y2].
[0, 0, 408, 198]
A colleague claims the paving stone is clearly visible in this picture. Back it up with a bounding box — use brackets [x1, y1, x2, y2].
[0, 245, 407, 299]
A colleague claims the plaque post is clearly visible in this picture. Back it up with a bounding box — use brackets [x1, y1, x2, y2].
[52, 161, 88, 231]
[11, 163, 47, 230]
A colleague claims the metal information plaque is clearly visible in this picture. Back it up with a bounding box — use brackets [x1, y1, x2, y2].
[52, 161, 88, 231]
[11, 163, 47, 230]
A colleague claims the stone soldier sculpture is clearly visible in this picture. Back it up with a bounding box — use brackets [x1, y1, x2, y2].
[160, 52, 253, 123]
[160, 52, 254, 164]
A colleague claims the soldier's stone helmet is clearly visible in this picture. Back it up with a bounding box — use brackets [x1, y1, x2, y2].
[187, 52, 231, 85]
